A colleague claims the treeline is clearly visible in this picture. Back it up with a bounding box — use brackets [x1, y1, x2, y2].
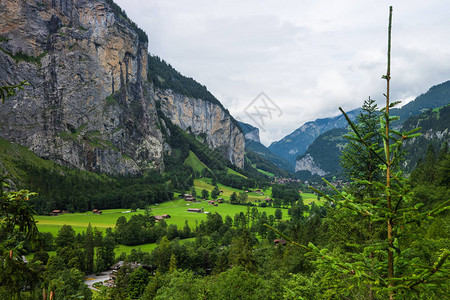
[148, 55, 223, 108]
[17, 162, 173, 214]
[105, 0, 148, 43]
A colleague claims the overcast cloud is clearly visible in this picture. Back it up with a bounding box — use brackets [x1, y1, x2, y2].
[115, 0, 450, 145]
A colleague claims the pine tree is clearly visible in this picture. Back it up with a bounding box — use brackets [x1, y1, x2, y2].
[85, 223, 94, 274]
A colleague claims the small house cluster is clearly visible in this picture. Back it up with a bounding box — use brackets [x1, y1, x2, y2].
[208, 200, 218, 206]
[273, 177, 301, 185]
[92, 209, 102, 215]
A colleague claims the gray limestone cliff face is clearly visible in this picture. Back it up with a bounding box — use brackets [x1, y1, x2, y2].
[295, 154, 326, 176]
[156, 90, 245, 169]
[244, 129, 260, 143]
[0, 0, 164, 174]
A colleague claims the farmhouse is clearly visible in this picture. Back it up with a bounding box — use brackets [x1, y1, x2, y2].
[154, 215, 164, 222]
[187, 208, 203, 213]
[154, 214, 171, 222]
[50, 210, 61, 216]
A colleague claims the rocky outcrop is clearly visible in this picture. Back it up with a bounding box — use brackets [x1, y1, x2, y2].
[238, 121, 260, 143]
[0, 0, 163, 174]
[157, 90, 245, 169]
[295, 154, 327, 176]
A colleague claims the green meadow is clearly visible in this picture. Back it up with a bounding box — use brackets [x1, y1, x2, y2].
[35, 191, 321, 235]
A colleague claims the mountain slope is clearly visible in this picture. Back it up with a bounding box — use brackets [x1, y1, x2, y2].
[295, 128, 347, 180]
[268, 109, 360, 167]
[391, 80, 450, 123]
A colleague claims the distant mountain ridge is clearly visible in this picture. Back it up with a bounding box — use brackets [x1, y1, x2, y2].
[294, 103, 450, 181]
[268, 109, 360, 167]
[391, 80, 450, 123]
[238, 121, 294, 175]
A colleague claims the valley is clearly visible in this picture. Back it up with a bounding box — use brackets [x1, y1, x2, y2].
[0, 1, 448, 299]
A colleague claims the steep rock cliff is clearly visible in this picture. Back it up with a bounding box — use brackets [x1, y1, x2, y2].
[0, 0, 164, 175]
[156, 89, 245, 169]
[238, 121, 260, 143]
[0, 0, 245, 174]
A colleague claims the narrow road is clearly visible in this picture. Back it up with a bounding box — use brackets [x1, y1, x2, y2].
[84, 272, 111, 291]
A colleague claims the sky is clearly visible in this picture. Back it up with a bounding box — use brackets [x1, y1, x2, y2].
[115, 0, 450, 146]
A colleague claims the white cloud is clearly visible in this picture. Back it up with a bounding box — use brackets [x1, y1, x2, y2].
[115, 0, 450, 146]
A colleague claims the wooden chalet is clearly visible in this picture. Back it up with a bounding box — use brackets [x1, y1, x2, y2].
[50, 210, 61, 216]
[187, 208, 203, 213]
[154, 215, 164, 222]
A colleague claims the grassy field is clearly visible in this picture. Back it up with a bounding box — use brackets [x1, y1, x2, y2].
[33, 191, 322, 258]
[35, 199, 292, 234]
[35, 191, 321, 236]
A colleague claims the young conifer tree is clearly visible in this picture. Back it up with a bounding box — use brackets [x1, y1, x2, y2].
[268, 6, 449, 299]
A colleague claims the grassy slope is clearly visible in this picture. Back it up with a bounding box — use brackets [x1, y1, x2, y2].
[184, 150, 209, 173]
[226, 167, 248, 178]
[0, 138, 58, 182]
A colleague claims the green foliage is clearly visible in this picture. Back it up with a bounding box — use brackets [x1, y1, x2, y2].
[201, 189, 209, 200]
[269, 8, 450, 299]
[274, 208, 282, 220]
[341, 97, 384, 198]
[211, 185, 220, 200]
[127, 267, 151, 298]
[0, 179, 42, 296]
[0, 80, 28, 103]
[0, 47, 47, 66]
